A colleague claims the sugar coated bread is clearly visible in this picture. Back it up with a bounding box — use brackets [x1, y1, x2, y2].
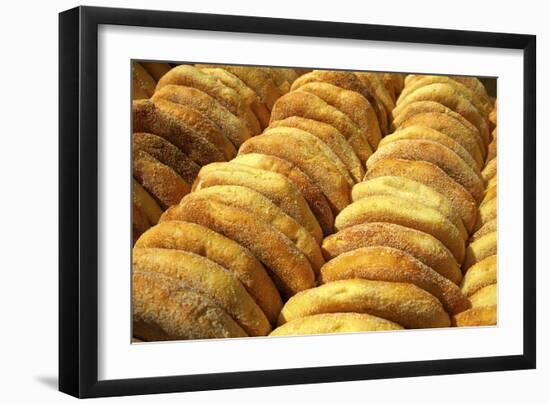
[270, 313, 403, 336]
[279, 279, 450, 329]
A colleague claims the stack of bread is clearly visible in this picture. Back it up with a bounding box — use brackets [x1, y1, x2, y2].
[454, 102, 497, 326]
[273, 74, 496, 336]
[132, 64, 295, 241]
[132, 66, 497, 341]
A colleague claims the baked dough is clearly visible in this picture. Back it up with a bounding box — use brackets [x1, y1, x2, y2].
[392, 83, 490, 145]
[461, 255, 497, 297]
[322, 222, 462, 284]
[393, 100, 486, 154]
[232, 153, 334, 236]
[294, 81, 382, 151]
[319, 246, 469, 314]
[279, 279, 450, 329]
[134, 220, 282, 324]
[133, 99, 225, 165]
[152, 85, 252, 147]
[270, 312, 403, 336]
[238, 130, 352, 214]
[156, 65, 260, 135]
[152, 98, 237, 160]
[196, 64, 282, 111]
[132, 62, 156, 100]
[395, 111, 485, 169]
[365, 158, 477, 232]
[352, 176, 468, 241]
[179, 185, 325, 274]
[469, 284, 497, 308]
[367, 139, 485, 203]
[463, 232, 497, 271]
[193, 162, 322, 243]
[199, 67, 269, 129]
[270, 91, 373, 163]
[453, 305, 497, 327]
[290, 70, 386, 135]
[133, 132, 200, 184]
[162, 197, 315, 297]
[133, 248, 271, 336]
[334, 194, 465, 263]
[133, 150, 190, 209]
[379, 126, 482, 177]
[269, 116, 364, 183]
[133, 270, 247, 340]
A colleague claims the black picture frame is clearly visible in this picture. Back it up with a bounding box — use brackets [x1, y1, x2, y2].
[59, 5, 536, 398]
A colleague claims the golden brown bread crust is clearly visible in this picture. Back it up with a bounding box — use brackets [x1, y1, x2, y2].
[152, 85, 252, 147]
[232, 153, 334, 236]
[133, 248, 271, 336]
[481, 184, 497, 206]
[269, 116, 364, 183]
[380, 126, 482, 178]
[133, 202, 151, 244]
[453, 305, 496, 327]
[156, 65, 260, 135]
[133, 150, 190, 209]
[290, 70, 386, 135]
[334, 194, 465, 263]
[475, 197, 496, 231]
[463, 232, 497, 272]
[140, 62, 172, 81]
[261, 67, 299, 94]
[294, 82, 382, 151]
[450, 76, 492, 107]
[461, 255, 497, 297]
[270, 312, 403, 336]
[180, 186, 325, 274]
[393, 101, 486, 154]
[197, 64, 282, 111]
[152, 98, 237, 160]
[396, 112, 485, 169]
[354, 72, 395, 127]
[319, 246, 469, 314]
[398, 75, 492, 118]
[392, 83, 490, 145]
[482, 158, 497, 182]
[469, 284, 497, 308]
[193, 162, 322, 243]
[470, 219, 497, 243]
[132, 62, 156, 100]
[263, 126, 353, 185]
[132, 99, 225, 165]
[279, 279, 451, 329]
[367, 139, 485, 203]
[365, 158, 477, 233]
[199, 67, 269, 130]
[270, 91, 373, 164]
[352, 176, 468, 241]
[322, 222, 462, 284]
[133, 132, 200, 184]
[133, 220, 282, 324]
[162, 197, 315, 297]
[238, 131, 351, 215]
[133, 179, 163, 242]
[133, 270, 247, 340]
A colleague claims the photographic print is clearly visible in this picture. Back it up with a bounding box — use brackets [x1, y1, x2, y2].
[131, 61, 498, 342]
[59, 7, 535, 397]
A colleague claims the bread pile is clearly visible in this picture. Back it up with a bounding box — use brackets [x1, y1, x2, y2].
[132, 64, 296, 241]
[131, 64, 498, 341]
[454, 103, 497, 326]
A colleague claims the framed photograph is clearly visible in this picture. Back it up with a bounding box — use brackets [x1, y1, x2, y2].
[59, 5, 536, 398]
